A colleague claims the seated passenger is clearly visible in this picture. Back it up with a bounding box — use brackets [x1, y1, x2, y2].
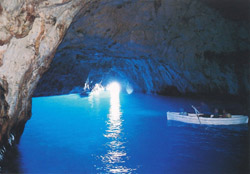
[199, 102, 211, 117]
[210, 108, 219, 118]
[179, 108, 188, 116]
[222, 109, 232, 118]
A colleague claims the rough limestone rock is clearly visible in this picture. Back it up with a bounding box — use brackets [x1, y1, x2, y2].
[0, 0, 91, 148]
[36, 0, 250, 99]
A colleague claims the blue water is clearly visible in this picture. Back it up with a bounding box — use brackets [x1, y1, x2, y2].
[15, 92, 249, 173]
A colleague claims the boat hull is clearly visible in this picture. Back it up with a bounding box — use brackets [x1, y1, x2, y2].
[167, 112, 249, 125]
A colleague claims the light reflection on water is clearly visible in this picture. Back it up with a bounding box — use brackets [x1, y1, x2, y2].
[100, 89, 134, 173]
[88, 92, 101, 108]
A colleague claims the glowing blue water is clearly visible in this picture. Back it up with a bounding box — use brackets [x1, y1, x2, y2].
[17, 92, 249, 173]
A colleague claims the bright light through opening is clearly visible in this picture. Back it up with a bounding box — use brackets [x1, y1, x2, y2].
[106, 82, 121, 94]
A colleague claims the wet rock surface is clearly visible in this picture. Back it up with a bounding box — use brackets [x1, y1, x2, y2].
[0, 0, 87, 149]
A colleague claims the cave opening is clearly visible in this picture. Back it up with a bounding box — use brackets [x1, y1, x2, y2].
[34, 0, 250, 103]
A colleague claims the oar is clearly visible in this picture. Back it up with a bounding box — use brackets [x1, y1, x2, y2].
[192, 105, 201, 124]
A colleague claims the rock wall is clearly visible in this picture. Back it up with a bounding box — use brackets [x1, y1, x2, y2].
[0, 0, 89, 148]
[36, 0, 250, 98]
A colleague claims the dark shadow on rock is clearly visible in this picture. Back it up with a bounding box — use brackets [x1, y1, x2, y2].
[0, 145, 23, 174]
[201, 0, 250, 21]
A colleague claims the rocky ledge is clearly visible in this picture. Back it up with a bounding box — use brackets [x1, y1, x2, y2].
[0, 0, 91, 152]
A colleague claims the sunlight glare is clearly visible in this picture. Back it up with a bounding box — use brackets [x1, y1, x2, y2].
[106, 82, 121, 94]
[101, 81, 134, 173]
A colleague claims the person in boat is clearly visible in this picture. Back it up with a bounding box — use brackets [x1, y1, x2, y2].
[179, 108, 188, 116]
[199, 102, 211, 117]
[210, 108, 219, 118]
[222, 109, 232, 118]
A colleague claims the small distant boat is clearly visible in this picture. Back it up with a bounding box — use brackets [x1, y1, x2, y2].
[166, 112, 249, 125]
[80, 91, 90, 97]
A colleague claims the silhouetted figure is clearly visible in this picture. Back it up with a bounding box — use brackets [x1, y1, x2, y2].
[198, 102, 211, 117]
[222, 109, 232, 118]
[200, 102, 210, 114]
[179, 108, 187, 116]
[211, 108, 219, 118]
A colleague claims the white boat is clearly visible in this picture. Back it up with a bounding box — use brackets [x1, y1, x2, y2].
[167, 112, 249, 125]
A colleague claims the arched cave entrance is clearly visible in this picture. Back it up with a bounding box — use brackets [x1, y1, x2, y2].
[0, 0, 249, 173]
